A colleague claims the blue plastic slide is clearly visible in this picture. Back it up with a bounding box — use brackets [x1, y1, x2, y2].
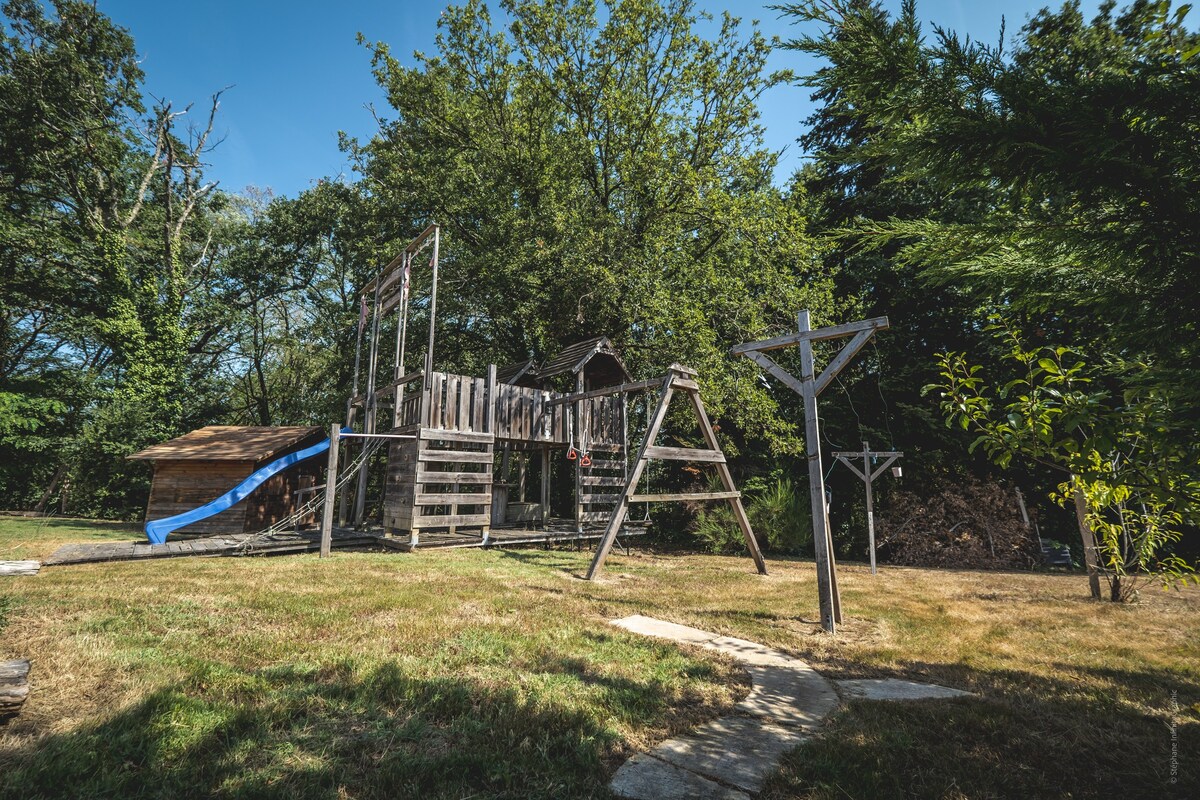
[144, 430, 343, 544]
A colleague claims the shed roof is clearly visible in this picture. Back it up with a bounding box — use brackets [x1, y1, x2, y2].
[536, 336, 631, 383]
[128, 425, 324, 463]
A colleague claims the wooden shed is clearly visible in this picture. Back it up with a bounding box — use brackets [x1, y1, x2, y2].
[128, 426, 325, 536]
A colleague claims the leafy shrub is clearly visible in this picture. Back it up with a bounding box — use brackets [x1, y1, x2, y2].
[690, 473, 812, 555]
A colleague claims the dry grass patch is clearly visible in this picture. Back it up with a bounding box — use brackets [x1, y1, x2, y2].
[0, 518, 1197, 798]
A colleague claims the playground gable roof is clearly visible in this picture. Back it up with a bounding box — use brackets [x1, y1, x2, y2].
[128, 426, 323, 463]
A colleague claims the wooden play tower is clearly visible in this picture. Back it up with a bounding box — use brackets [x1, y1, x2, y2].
[319, 223, 765, 578]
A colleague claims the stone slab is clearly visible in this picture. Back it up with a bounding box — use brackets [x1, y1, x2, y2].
[650, 715, 807, 793]
[704, 636, 800, 667]
[610, 753, 750, 800]
[0, 561, 40, 576]
[737, 663, 839, 730]
[837, 678, 974, 701]
[611, 614, 717, 646]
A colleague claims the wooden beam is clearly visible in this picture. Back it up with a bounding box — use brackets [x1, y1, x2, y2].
[629, 491, 740, 502]
[586, 372, 674, 579]
[545, 377, 662, 407]
[798, 311, 837, 633]
[741, 351, 804, 395]
[685, 388, 768, 575]
[730, 315, 890, 354]
[814, 328, 875, 396]
[643, 446, 726, 463]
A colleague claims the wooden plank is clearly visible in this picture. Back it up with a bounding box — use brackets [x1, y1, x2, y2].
[545, 377, 662, 407]
[585, 458, 624, 469]
[581, 493, 621, 503]
[429, 373, 443, 429]
[0, 561, 40, 576]
[643, 446, 726, 463]
[814, 328, 876, 396]
[415, 470, 492, 484]
[629, 491, 740, 502]
[418, 450, 493, 463]
[419, 428, 493, 443]
[730, 315, 890, 354]
[414, 513, 490, 527]
[415, 493, 490, 505]
[671, 378, 700, 391]
[742, 351, 804, 395]
[684, 385, 768, 578]
[457, 375, 471, 431]
[581, 475, 625, 486]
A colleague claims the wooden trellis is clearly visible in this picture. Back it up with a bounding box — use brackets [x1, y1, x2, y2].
[585, 364, 767, 580]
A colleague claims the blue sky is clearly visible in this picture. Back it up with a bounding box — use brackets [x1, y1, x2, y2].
[94, 1, 1092, 197]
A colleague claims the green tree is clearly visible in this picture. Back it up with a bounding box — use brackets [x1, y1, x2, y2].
[350, 0, 833, 450]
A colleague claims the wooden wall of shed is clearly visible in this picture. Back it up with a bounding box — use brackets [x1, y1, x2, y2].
[244, 459, 322, 532]
[146, 461, 254, 536]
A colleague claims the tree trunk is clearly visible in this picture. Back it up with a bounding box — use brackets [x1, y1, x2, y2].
[1072, 474, 1103, 600]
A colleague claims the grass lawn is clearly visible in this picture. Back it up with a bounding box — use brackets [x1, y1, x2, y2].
[0, 517, 1196, 799]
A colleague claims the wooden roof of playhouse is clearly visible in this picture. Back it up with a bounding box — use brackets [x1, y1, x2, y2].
[128, 426, 323, 463]
[497, 336, 632, 388]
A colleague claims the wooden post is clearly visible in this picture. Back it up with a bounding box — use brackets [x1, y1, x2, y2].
[863, 444, 876, 574]
[797, 311, 838, 633]
[424, 226, 440, 380]
[320, 424, 340, 558]
[1072, 474, 1103, 599]
[540, 447, 551, 528]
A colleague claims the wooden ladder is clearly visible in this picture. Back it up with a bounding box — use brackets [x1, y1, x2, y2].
[585, 364, 767, 579]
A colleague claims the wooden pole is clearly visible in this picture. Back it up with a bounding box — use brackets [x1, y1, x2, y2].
[320, 424, 340, 558]
[863, 442, 877, 575]
[424, 226, 440, 381]
[798, 311, 837, 633]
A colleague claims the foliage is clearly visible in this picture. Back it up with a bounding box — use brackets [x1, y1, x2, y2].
[691, 472, 812, 555]
[352, 0, 834, 451]
[928, 321, 1199, 599]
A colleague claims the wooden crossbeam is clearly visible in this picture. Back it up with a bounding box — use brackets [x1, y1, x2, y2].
[730, 315, 889, 354]
[642, 446, 726, 462]
[629, 491, 739, 502]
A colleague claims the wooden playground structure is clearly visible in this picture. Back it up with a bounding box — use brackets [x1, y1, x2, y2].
[310, 224, 766, 578]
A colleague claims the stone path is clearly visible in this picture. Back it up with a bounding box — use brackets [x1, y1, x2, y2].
[608, 615, 974, 799]
[0, 560, 39, 576]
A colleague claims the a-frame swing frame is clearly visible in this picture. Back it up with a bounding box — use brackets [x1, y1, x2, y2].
[586, 364, 767, 580]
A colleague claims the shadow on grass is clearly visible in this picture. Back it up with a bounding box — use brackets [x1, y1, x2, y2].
[0, 660, 637, 800]
[759, 656, 1198, 800]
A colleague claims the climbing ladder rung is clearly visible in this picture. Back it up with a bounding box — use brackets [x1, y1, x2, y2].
[584, 458, 624, 469]
[581, 493, 621, 503]
[581, 476, 624, 486]
[629, 491, 740, 502]
[642, 446, 726, 463]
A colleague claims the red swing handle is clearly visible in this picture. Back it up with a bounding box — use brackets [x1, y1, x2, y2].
[567, 447, 578, 461]
[580, 453, 592, 467]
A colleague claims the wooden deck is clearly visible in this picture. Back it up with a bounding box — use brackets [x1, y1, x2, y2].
[40, 521, 651, 565]
[378, 519, 651, 552]
[41, 529, 380, 566]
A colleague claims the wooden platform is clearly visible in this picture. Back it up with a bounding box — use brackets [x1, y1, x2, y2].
[40, 521, 650, 565]
[378, 519, 651, 552]
[42, 530, 379, 566]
